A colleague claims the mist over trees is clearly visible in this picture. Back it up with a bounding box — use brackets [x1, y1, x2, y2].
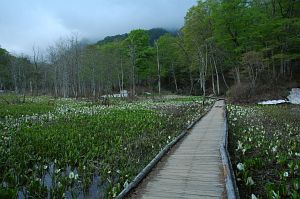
[1, 1, 299, 100]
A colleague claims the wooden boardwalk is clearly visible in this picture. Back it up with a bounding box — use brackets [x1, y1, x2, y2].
[130, 100, 227, 199]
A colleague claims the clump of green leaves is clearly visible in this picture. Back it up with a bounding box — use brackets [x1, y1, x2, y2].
[227, 104, 300, 199]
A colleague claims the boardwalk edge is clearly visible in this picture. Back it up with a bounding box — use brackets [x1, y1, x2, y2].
[116, 102, 214, 199]
[220, 101, 240, 199]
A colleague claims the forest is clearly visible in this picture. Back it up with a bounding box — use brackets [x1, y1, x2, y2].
[1, 0, 299, 101]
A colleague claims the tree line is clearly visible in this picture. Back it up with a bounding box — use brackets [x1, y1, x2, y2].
[0, 0, 299, 100]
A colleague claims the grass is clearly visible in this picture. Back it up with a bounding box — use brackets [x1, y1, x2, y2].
[227, 104, 300, 199]
[0, 95, 214, 198]
[0, 103, 55, 119]
[0, 94, 55, 119]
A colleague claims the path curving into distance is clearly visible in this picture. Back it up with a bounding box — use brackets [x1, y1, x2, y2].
[129, 100, 228, 199]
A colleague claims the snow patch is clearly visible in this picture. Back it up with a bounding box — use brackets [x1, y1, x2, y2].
[258, 100, 287, 105]
[287, 88, 300, 104]
[258, 88, 300, 105]
[101, 90, 128, 98]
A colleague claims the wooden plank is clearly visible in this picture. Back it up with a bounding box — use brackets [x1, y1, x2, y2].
[130, 100, 227, 199]
[141, 190, 220, 198]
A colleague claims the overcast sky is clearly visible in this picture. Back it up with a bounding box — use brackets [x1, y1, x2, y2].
[0, 0, 196, 56]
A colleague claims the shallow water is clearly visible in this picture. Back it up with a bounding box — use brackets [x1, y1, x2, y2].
[17, 164, 109, 199]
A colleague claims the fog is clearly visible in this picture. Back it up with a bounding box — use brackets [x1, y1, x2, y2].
[0, 0, 196, 55]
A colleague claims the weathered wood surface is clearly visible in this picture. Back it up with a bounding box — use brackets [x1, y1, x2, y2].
[130, 100, 227, 199]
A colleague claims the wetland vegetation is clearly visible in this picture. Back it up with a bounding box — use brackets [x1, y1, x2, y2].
[0, 94, 214, 198]
[227, 104, 300, 198]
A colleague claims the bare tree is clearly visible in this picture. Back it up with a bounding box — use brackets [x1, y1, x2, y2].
[155, 41, 161, 95]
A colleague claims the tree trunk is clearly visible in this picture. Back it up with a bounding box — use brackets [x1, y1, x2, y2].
[13, 73, 18, 93]
[171, 62, 178, 93]
[155, 42, 161, 96]
[118, 73, 122, 96]
[235, 67, 241, 84]
[212, 72, 215, 95]
[189, 66, 194, 95]
[212, 55, 220, 95]
[197, 49, 204, 96]
[54, 65, 58, 97]
[30, 81, 33, 96]
[132, 64, 135, 97]
[120, 56, 124, 92]
[130, 45, 136, 98]
[202, 45, 208, 105]
[92, 67, 96, 99]
[221, 71, 229, 89]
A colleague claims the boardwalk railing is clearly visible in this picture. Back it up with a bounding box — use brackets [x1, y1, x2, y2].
[220, 102, 240, 199]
